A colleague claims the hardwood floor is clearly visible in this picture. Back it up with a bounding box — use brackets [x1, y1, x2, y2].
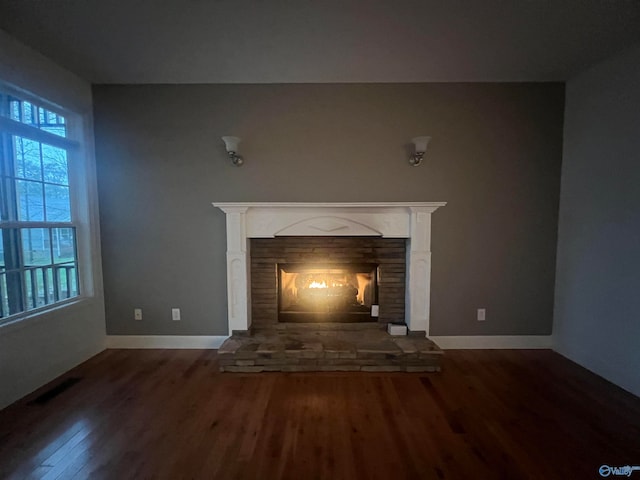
[1, 349, 639, 479]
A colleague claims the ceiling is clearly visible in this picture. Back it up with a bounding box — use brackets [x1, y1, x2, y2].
[1, 0, 640, 84]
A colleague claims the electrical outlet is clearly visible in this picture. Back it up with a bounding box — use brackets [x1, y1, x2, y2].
[172, 308, 181, 321]
[477, 308, 486, 321]
[134, 308, 142, 320]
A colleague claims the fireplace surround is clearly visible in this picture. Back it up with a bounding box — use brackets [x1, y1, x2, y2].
[213, 202, 446, 336]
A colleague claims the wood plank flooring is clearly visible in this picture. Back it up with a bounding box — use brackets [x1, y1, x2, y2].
[1, 349, 639, 479]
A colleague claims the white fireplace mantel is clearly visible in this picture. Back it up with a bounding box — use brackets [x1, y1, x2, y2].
[212, 202, 446, 336]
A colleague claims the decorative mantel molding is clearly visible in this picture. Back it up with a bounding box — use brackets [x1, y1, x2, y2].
[212, 202, 446, 335]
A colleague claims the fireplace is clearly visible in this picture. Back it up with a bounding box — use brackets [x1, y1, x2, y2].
[212, 202, 446, 336]
[251, 236, 405, 326]
[278, 263, 378, 323]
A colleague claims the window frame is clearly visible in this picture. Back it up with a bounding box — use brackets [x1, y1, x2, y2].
[0, 82, 93, 325]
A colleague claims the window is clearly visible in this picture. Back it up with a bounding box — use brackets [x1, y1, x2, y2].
[0, 88, 81, 322]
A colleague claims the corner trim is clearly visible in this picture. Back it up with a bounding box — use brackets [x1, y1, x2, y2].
[105, 335, 228, 349]
[429, 335, 553, 350]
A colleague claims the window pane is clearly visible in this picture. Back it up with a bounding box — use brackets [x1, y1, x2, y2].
[43, 267, 55, 304]
[56, 262, 78, 299]
[9, 98, 20, 120]
[21, 228, 51, 266]
[42, 143, 68, 185]
[13, 136, 43, 181]
[25, 267, 44, 309]
[16, 180, 44, 221]
[39, 107, 66, 138]
[0, 273, 9, 317]
[45, 184, 71, 221]
[52, 228, 75, 264]
[22, 100, 35, 126]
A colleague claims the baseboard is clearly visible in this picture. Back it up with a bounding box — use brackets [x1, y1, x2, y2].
[429, 335, 553, 349]
[105, 334, 551, 351]
[105, 335, 228, 349]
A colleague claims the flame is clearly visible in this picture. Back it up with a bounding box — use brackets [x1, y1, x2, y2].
[356, 273, 371, 304]
[308, 280, 328, 289]
[280, 271, 298, 307]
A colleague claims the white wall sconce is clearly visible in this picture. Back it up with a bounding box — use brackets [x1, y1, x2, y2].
[222, 136, 243, 166]
[409, 136, 431, 166]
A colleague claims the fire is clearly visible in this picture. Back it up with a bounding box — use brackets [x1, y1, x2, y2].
[308, 280, 328, 289]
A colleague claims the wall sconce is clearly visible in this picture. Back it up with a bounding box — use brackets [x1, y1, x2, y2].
[409, 136, 431, 166]
[222, 136, 243, 166]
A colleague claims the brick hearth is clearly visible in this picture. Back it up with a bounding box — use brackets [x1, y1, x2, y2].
[217, 324, 443, 372]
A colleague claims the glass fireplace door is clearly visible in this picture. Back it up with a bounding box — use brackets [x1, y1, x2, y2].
[278, 263, 379, 323]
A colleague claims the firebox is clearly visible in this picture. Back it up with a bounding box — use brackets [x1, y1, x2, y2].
[278, 263, 379, 323]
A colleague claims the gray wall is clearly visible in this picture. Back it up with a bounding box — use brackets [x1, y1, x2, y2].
[0, 29, 106, 409]
[554, 44, 640, 397]
[93, 83, 564, 336]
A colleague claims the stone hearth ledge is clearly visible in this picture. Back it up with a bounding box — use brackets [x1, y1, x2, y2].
[217, 325, 443, 372]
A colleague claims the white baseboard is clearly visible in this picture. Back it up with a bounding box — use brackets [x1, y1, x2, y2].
[105, 335, 228, 349]
[429, 335, 553, 349]
[105, 334, 552, 351]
